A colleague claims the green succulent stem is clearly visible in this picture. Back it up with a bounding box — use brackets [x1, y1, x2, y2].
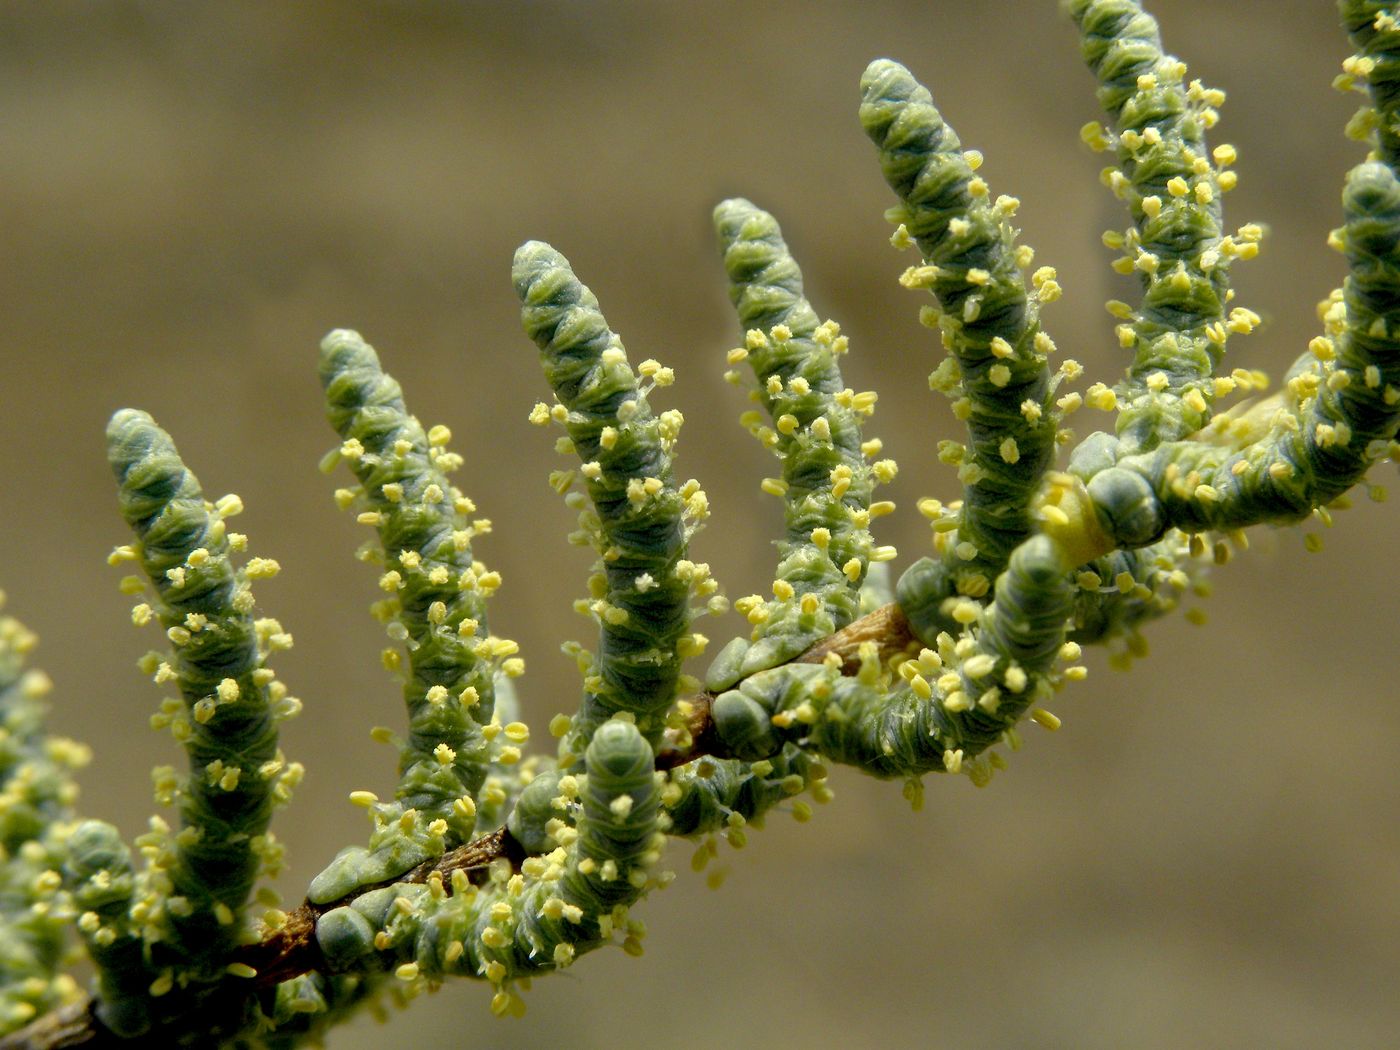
[1070, 0, 1237, 450]
[0, 3, 1395, 1049]
[106, 410, 287, 978]
[861, 58, 1060, 616]
[1341, 1, 1400, 171]
[61, 822, 154, 1039]
[711, 534, 1075, 787]
[709, 198, 884, 683]
[319, 330, 500, 846]
[513, 242, 698, 761]
[311, 718, 660, 1011]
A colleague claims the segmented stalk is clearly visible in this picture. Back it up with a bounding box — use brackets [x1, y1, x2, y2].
[709, 199, 888, 685]
[711, 535, 1075, 787]
[63, 821, 156, 1038]
[319, 331, 500, 845]
[859, 59, 1059, 640]
[661, 746, 828, 840]
[107, 409, 289, 976]
[514, 243, 699, 761]
[1340, 1, 1400, 171]
[1071, 0, 1242, 449]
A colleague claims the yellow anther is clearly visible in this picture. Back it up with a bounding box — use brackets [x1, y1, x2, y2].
[1086, 383, 1117, 412]
[1080, 121, 1112, 151]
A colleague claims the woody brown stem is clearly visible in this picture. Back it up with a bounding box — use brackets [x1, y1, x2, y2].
[239, 825, 528, 985]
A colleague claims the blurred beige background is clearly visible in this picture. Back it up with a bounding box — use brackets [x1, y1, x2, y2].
[2, 2, 1397, 1047]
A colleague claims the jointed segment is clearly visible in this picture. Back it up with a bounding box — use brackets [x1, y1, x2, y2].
[710, 199, 891, 685]
[262, 972, 376, 1050]
[1071, 0, 1245, 449]
[514, 243, 705, 761]
[660, 746, 827, 839]
[319, 331, 503, 846]
[1063, 540, 1194, 657]
[859, 59, 1060, 640]
[107, 410, 292, 978]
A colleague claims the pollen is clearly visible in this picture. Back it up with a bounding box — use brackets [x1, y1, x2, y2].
[1086, 383, 1117, 412]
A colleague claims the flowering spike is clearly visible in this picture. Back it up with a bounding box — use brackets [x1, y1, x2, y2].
[1070, 0, 1236, 448]
[107, 409, 284, 978]
[710, 199, 882, 684]
[708, 535, 1073, 780]
[319, 330, 498, 846]
[63, 821, 156, 1037]
[513, 243, 697, 760]
[3, 4, 1399, 1047]
[1341, 2, 1400, 171]
[859, 59, 1059, 643]
[311, 718, 658, 990]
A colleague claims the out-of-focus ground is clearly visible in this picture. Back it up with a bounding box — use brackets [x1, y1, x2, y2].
[2, 2, 1397, 1047]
